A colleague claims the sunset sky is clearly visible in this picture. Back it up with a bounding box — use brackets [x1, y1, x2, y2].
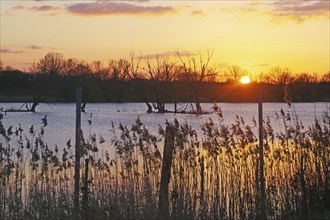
[1, 0, 329, 76]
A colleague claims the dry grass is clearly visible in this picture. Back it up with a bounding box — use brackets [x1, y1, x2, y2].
[0, 105, 329, 219]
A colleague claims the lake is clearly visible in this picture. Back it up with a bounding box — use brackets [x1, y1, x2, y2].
[1, 102, 329, 155]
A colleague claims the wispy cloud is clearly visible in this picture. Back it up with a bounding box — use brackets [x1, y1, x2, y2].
[2, 5, 25, 16]
[253, 64, 270, 67]
[267, 0, 329, 23]
[1, 45, 42, 53]
[12, 5, 25, 11]
[218, 63, 231, 68]
[26, 45, 43, 50]
[138, 51, 197, 59]
[191, 10, 205, 17]
[66, 1, 177, 16]
[221, 0, 329, 23]
[29, 5, 61, 12]
[8, 4, 62, 16]
[123, 0, 150, 2]
[0, 48, 24, 54]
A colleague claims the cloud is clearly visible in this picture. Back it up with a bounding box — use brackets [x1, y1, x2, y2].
[29, 5, 62, 12]
[218, 63, 231, 68]
[12, 5, 26, 11]
[220, 0, 329, 23]
[26, 45, 43, 50]
[254, 64, 270, 67]
[0, 48, 24, 54]
[267, 0, 330, 23]
[123, 0, 150, 2]
[66, 1, 177, 16]
[7, 4, 62, 16]
[2, 5, 25, 16]
[191, 10, 205, 17]
[138, 51, 197, 59]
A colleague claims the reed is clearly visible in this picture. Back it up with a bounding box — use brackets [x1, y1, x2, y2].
[0, 105, 329, 219]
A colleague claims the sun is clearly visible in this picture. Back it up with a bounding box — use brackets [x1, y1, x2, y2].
[240, 76, 251, 84]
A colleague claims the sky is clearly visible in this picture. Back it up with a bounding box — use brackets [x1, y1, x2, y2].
[1, 0, 329, 76]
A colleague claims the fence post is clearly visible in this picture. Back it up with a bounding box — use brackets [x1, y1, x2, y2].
[83, 158, 89, 220]
[74, 87, 82, 218]
[258, 85, 266, 219]
[158, 125, 175, 220]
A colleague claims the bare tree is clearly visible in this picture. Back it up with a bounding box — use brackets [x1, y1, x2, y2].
[90, 60, 108, 80]
[126, 52, 143, 79]
[321, 71, 330, 83]
[119, 53, 155, 113]
[25, 53, 65, 111]
[27, 62, 51, 112]
[106, 59, 129, 80]
[176, 50, 217, 114]
[176, 50, 216, 82]
[74, 61, 96, 112]
[145, 54, 177, 113]
[256, 71, 266, 83]
[264, 66, 294, 84]
[4, 65, 13, 71]
[226, 65, 248, 83]
[37, 52, 65, 77]
[62, 58, 81, 76]
[95, 59, 130, 102]
[294, 72, 319, 83]
[58, 58, 82, 101]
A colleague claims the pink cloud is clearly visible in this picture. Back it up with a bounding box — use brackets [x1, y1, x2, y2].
[221, 0, 329, 23]
[66, 1, 176, 16]
[26, 45, 43, 50]
[0, 48, 24, 54]
[12, 5, 25, 11]
[29, 5, 61, 11]
[269, 0, 329, 22]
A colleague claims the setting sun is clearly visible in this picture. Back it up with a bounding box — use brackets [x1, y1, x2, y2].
[1, 1, 329, 74]
[240, 76, 251, 84]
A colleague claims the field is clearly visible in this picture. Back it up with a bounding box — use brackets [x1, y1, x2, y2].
[0, 105, 329, 219]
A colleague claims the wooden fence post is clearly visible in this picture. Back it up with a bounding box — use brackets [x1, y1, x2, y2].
[83, 158, 89, 220]
[258, 85, 266, 219]
[74, 87, 82, 219]
[158, 125, 175, 220]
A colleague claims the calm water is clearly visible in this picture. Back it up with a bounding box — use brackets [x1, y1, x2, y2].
[1, 102, 329, 153]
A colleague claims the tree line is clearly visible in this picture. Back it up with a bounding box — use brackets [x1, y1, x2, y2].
[0, 52, 329, 113]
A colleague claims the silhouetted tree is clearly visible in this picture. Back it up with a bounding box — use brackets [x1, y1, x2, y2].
[123, 53, 155, 113]
[321, 71, 330, 83]
[58, 58, 80, 101]
[2, 52, 329, 106]
[264, 66, 294, 84]
[27, 62, 51, 112]
[74, 61, 96, 112]
[95, 59, 129, 102]
[294, 72, 319, 83]
[226, 65, 248, 83]
[145, 54, 178, 113]
[176, 50, 217, 114]
[37, 52, 65, 77]
[27, 52, 67, 111]
[0, 69, 29, 89]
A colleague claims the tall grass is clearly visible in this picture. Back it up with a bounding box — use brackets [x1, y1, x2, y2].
[0, 105, 329, 219]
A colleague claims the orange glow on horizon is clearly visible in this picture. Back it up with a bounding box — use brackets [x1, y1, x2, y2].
[0, 1, 329, 74]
